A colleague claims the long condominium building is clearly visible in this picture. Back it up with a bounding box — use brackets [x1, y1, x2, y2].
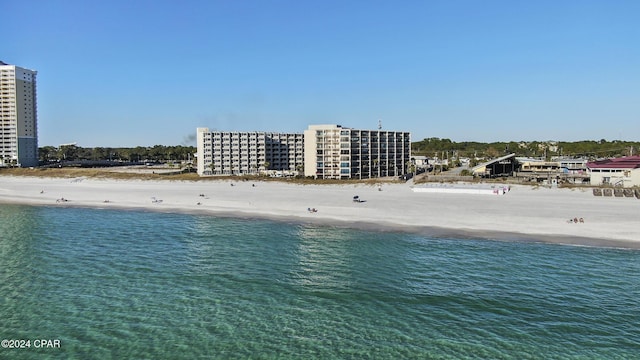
[304, 124, 411, 179]
[197, 127, 304, 176]
[0, 61, 38, 167]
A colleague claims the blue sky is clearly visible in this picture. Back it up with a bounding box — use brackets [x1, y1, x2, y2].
[2, 0, 639, 147]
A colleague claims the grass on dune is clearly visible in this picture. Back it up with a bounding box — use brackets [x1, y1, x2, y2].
[0, 167, 403, 185]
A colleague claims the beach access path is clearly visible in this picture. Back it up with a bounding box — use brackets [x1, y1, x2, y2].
[1, 175, 639, 248]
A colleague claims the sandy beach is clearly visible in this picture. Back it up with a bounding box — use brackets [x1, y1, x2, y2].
[1, 175, 639, 248]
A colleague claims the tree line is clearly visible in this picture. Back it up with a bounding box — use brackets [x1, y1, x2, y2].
[38, 145, 196, 163]
[37, 138, 638, 164]
[412, 138, 640, 159]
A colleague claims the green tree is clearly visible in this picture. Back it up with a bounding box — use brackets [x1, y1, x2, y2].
[39, 146, 57, 162]
[92, 147, 106, 160]
[59, 145, 79, 161]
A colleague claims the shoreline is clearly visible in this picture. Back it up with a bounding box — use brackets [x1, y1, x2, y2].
[2, 175, 640, 249]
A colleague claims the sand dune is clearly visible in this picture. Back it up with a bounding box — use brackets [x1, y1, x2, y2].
[1, 175, 639, 248]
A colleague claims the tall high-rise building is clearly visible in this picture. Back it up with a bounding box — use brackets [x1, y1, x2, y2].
[0, 61, 38, 167]
[304, 124, 411, 179]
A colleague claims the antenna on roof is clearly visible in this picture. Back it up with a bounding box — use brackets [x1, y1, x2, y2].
[378, 119, 382, 130]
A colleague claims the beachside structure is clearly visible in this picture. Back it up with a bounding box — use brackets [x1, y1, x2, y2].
[587, 156, 640, 188]
[512, 157, 562, 183]
[303, 124, 411, 179]
[0, 61, 38, 167]
[517, 158, 561, 173]
[412, 183, 511, 195]
[196, 128, 304, 176]
[412, 155, 432, 171]
[554, 157, 590, 184]
[471, 153, 517, 178]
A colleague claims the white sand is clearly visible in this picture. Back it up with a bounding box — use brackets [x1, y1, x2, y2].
[1, 175, 639, 248]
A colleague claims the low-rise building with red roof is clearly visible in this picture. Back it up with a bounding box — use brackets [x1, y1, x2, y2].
[586, 156, 640, 187]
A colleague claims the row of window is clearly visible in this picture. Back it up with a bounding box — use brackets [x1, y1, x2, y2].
[315, 162, 408, 167]
[591, 169, 632, 174]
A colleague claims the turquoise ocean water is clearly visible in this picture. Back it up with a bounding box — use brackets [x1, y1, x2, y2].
[1, 204, 639, 359]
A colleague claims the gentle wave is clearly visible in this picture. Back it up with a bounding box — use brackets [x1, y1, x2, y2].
[1, 204, 639, 359]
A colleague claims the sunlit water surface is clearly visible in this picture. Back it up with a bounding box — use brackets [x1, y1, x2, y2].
[1, 205, 639, 359]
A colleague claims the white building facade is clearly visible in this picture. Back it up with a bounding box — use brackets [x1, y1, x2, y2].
[304, 124, 411, 179]
[587, 156, 640, 188]
[196, 127, 304, 176]
[0, 61, 38, 167]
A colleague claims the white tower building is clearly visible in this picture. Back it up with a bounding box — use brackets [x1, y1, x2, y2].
[0, 61, 38, 167]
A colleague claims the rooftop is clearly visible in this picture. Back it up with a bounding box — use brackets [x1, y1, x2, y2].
[586, 156, 640, 169]
[472, 153, 516, 172]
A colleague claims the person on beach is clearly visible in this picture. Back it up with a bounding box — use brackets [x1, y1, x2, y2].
[568, 217, 585, 224]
